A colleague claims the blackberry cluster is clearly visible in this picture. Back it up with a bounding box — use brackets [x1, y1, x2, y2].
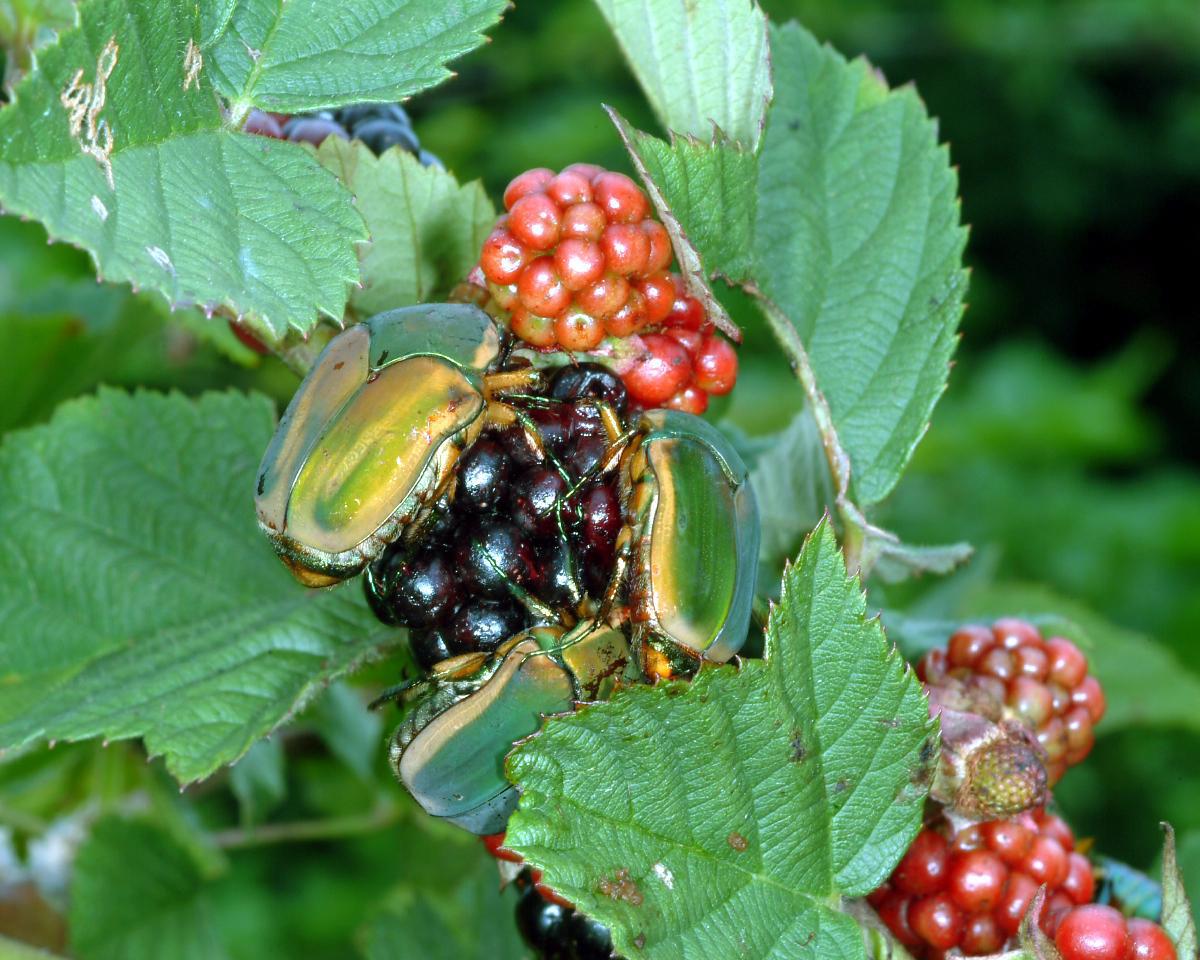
[871, 809, 1176, 959]
[364, 363, 628, 669]
[244, 102, 442, 166]
[474, 164, 739, 412]
[871, 618, 1176, 960]
[871, 809, 1094, 955]
[918, 618, 1106, 784]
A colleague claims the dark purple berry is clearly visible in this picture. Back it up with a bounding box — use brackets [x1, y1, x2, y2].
[409, 627, 453, 670]
[549, 363, 628, 414]
[392, 552, 459, 626]
[336, 103, 410, 130]
[363, 551, 404, 625]
[516, 886, 571, 959]
[354, 118, 420, 155]
[456, 438, 510, 511]
[534, 537, 585, 609]
[565, 910, 615, 960]
[417, 149, 444, 169]
[451, 602, 525, 653]
[512, 468, 572, 537]
[283, 116, 349, 146]
[581, 483, 621, 555]
[565, 433, 608, 479]
[457, 521, 534, 599]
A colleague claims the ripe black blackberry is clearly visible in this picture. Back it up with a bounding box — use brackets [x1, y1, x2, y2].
[364, 363, 629, 669]
[245, 102, 443, 166]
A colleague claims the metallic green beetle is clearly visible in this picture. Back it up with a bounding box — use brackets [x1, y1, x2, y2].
[255, 304, 530, 587]
[390, 621, 631, 834]
[616, 409, 760, 678]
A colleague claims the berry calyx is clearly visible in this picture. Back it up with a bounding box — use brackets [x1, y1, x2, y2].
[919, 618, 1106, 784]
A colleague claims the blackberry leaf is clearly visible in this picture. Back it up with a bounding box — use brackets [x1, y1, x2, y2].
[70, 817, 226, 960]
[0, 389, 392, 783]
[505, 521, 935, 960]
[203, 0, 508, 114]
[610, 22, 968, 509]
[316, 139, 495, 317]
[593, 0, 771, 149]
[0, 0, 364, 339]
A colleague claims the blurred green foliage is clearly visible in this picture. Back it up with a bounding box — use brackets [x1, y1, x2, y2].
[2, 0, 1198, 955]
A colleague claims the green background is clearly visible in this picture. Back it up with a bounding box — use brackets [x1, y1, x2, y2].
[1, 0, 1198, 956]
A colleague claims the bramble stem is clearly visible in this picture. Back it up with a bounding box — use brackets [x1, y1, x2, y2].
[211, 801, 402, 849]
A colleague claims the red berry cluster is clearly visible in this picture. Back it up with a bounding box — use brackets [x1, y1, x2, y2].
[478, 164, 738, 411]
[872, 811, 1175, 959]
[871, 810, 1093, 956]
[918, 618, 1106, 784]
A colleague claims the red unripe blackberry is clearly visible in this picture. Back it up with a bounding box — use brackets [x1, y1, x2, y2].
[481, 229, 527, 285]
[1055, 905, 1129, 960]
[636, 271, 676, 325]
[546, 169, 593, 206]
[910, 893, 965, 951]
[1125, 918, 1178, 960]
[876, 892, 923, 950]
[604, 288, 646, 338]
[561, 202, 607, 241]
[893, 830, 950, 896]
[625, 334, 693, 407]
[918, 619, 1105, 786]
[601, 223, 651, 276]
[474, 164, 741, 405]
[555, 308, 606, 352]
[874, 811, 1097, 956]
[666, 327, 703, 357]
[576, 274, 629, 321]
[665, 385, 709, 415]
[508, 193, 562, 251]
[510, 307, 556, 348]
[504, 167, 554, 210]
[592, 171, 648, 223]
[1063, 852, 1096, 905]
[694, 335, 739, 395]
[517, 257, 570, 316]
[643, 220, 673, 273]
[946, 850, 1007, 913]
[553, 239, 606, 291]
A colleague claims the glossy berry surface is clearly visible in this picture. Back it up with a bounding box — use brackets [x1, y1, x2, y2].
[473, 164, 741, 408]
[918, 618, 1106, 783]
[1055, 905, 1129, 960]
[872, 809, 1097, 957]
[365, 370, 629, 667]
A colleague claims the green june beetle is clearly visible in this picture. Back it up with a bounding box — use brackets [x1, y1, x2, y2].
[616, 409, 760, 678]
[255, 304, 536, 586]
[390, 620, 631, 834]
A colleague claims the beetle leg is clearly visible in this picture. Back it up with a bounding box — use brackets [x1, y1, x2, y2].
[483, 367, 544, 400]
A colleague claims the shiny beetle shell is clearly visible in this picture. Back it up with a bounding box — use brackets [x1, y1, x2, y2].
[255, 304, 501, 586]
[622, 409, 759, 666]
[391, 623, 630, 835]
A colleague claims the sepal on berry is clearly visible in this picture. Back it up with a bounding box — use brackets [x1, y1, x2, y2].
[933, 708, 1049, 819]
